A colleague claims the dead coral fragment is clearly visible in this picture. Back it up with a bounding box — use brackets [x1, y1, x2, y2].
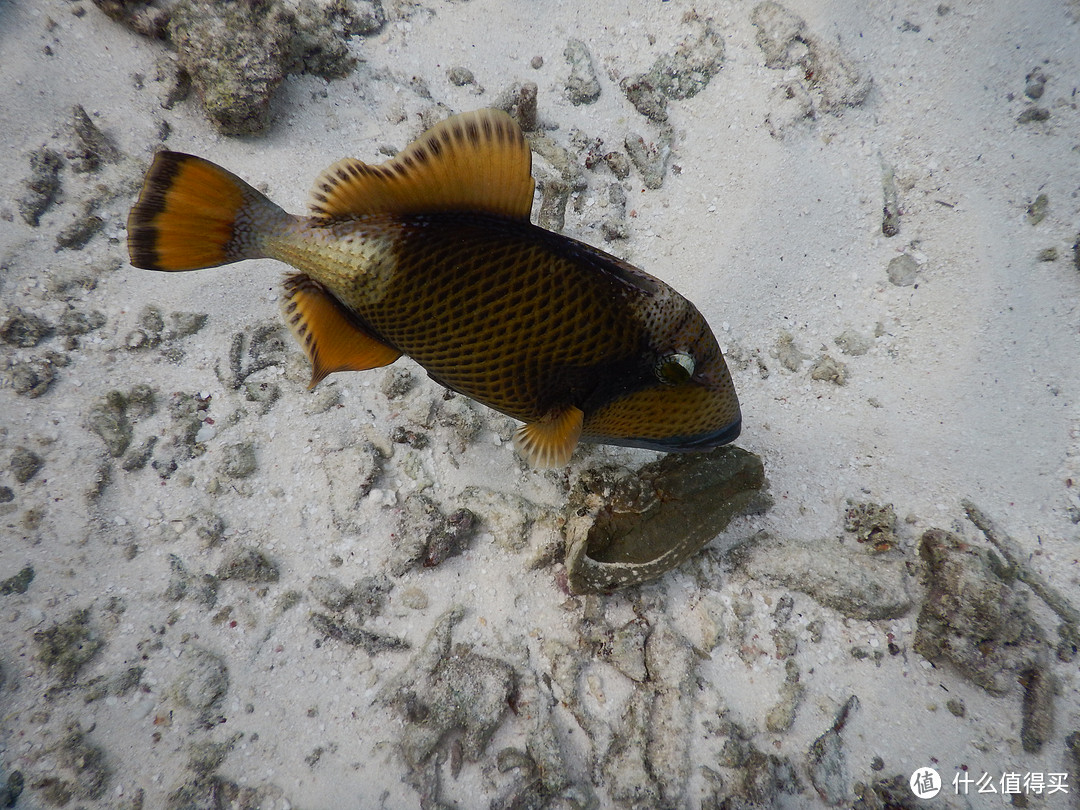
[393, 493, 479, 574]
[844, 501, 897, 549]
[621, 15, 725, 122]
[165, 0, 367, 135]
[809, 353, 847, 385]
[86, 387, 156, 457]
[807, 695, 858, 806]
[0, 566, 34, 596]
[168, 0, 290, 135]
[913, 528, 1045, 694]
[624, 131, 672, 189]
[172, 647, 229, 719]
[735, 534, 914, 621]
[564, 38, 601, 105]
[92, 0, 174, 39]
[753, 0, 871, 138]
[774, 330, 808, 371]
[497, 80, 539, 132]
[216, 546, 279, 583]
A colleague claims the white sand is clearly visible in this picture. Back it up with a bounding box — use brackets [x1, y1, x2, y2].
[2, 0, 1078, 807]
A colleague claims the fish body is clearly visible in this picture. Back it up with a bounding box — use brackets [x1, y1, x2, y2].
[128, 109, 741, 467]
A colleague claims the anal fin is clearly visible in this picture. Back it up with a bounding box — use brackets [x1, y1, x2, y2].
[513, 406, 584, 469]
[281, 274, 400, 389]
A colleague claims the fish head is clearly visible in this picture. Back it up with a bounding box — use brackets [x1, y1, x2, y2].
[582, 299, 741, 452]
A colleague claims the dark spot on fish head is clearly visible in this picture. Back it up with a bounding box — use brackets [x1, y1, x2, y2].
[584, 304, 741, 450]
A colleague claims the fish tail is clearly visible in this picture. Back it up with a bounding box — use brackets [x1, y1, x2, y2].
[128, 151, 289, 271]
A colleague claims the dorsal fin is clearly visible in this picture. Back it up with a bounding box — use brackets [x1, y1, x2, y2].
[309, 109, 534, 221]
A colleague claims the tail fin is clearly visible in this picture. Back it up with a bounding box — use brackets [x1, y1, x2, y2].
[128, 151, 287, 271]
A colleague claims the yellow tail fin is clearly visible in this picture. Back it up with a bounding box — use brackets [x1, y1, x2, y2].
[128, 151, 286, 271]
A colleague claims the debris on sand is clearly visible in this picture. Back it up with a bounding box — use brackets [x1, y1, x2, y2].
[563, 39, 601, 105]
[34, 609, 104, 685]
[380, 608, 516, 770]
[18, 148, 63, 227]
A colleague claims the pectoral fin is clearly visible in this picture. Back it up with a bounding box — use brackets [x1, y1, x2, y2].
[281, 274, 400, 389]
[513, 406, 584, 469]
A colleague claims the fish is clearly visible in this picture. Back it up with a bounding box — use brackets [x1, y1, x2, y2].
[127, 109, 741, 468]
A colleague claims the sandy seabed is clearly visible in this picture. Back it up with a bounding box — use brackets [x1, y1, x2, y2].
[1, 0, 1079, 808]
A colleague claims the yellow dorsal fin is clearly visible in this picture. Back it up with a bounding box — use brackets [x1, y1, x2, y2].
[309, 109, 534, 221]
[281, 274, 401, 389]
[513, 407, 584, 469]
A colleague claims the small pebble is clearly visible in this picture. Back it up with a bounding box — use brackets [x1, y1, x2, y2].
[217, 547, 279, 583]
[174, 648, 229, 711]
[834, 329, 872, 356]
[886, 254, 918, 286]
[399, 586, 429, 611]
[810, 354, 847, 385]
[309, 575, 354, 611]
[1, 308, 54, 348]
[1024, 67, 1048, 100]
[1026, 193, 1048, 225]
[10, 447, 44, 484]
[1016, 107, 1050, 124]
[447, 66, 474, 86]
[220, 441, 257, 478]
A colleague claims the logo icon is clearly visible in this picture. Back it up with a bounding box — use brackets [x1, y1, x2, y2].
[910, 767, 942, 799]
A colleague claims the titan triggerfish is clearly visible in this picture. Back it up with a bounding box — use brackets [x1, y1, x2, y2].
[127, 109, 741, 467]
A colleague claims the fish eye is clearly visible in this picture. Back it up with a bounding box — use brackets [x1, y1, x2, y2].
[655, 352, 695, 385]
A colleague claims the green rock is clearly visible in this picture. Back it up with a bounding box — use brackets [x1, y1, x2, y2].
[220, 441, 256, 479]
[0, 566, 34, 596]
[564, 445, 770, 593]
[10, 447, 43, 484]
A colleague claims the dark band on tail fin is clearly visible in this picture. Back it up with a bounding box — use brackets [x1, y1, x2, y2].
[128, 151, 283, 272]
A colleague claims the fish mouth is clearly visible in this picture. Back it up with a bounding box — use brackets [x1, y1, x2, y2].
[587, 416, 742, 454]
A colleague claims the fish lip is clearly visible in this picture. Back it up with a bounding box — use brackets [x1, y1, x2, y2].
[588, 417, 742, 453]
[662, 417, 742, 451]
